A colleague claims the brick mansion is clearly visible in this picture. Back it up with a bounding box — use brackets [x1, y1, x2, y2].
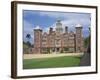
[33, 20, 84, 54]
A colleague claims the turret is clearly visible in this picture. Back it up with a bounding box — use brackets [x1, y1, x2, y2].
[34, 26, 42, 53]
[56, 20, 63, 34]
[75, 24, 83, 52]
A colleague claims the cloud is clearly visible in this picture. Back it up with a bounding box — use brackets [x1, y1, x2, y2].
[23, 20, 34, 44]
[24, 10, 90, 20]
[39, 11, 90, 20]
[34, 25, 41, 29]
[43, 23, 56, 32]
[62, 18, 90, 28]
[23, 10, 91, 30]
[23, 10, 91, 43]
[38, 11, 91, 32]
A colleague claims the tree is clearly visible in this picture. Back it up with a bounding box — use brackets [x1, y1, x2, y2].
[80, 27, 91, 66]
[84, 27, 91, 49]
[84, 37, 89, 48]
[26, 34, 31, 47]
[25, 34, 32, 54]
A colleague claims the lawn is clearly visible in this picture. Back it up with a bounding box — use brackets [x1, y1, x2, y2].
[23, 56, 81, 69]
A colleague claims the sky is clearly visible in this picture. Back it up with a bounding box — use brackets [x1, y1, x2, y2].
[23, 10, 91, 44]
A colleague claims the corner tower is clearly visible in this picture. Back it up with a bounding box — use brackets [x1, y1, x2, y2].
[34, 26, 42, 53]
[75, 24, 84, 52]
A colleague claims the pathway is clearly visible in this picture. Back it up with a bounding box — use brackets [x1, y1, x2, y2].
[24, 53, 84, 59]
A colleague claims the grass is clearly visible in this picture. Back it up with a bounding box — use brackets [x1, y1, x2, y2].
[23, 56, 81, 69]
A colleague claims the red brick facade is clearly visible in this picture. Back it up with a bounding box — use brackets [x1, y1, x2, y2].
[33, 21, 84, 54]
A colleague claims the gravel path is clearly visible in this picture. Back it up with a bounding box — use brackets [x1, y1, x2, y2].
[24, 53, 84, 59]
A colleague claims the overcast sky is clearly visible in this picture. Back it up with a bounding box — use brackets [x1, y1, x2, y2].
[23, 10, 91, 44]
